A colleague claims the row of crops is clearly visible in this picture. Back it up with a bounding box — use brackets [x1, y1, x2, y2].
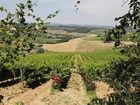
[0, 52, 75, 88]
[0, 49, 127, 88]
[76, 49, 140, 104]
[77, 49, 128, 69]
[75, 49, 128, 91]
[76, 50, 122, 89]
[1, 48, 138, 104]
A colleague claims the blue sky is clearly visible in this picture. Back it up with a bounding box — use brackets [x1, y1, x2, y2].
[0, 0, 129, 26]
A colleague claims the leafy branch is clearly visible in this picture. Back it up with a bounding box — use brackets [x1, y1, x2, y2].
[0, 0, 59, 87]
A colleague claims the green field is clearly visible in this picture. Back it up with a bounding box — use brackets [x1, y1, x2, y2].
[1, 49, 126, 80]
[76, 49, 128, 69]
[14, 49, 126, 69]
[84, 33, 134, 42]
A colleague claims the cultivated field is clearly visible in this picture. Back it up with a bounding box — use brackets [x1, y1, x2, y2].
[42, 35, 114, 52]
[0, 0, 139, 104]
[42, 38, 82, 52]
[0, 34, 132, 105]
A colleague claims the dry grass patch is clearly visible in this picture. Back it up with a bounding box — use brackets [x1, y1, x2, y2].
[42, 37, 114, 52]
[95, 81, 115, 99]
[42, 38, 81, 52]
[76, 40, 113, 52]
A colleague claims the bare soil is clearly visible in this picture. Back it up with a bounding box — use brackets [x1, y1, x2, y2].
[1, 74, 114, 105]
[44, 71, 89, 105]
[2, 81, 52, 105]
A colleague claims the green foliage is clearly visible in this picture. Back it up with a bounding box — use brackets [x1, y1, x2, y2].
[98, 1, 140, 104]
[51, 68, 71, 90]
[0, 0, 59, 87]
[35, 47, 45, 53]
[77, 49, 127, 70]
[105, 0, 140, 46]
[85, 58, 140, 105]
[104, 29, 114, 42]
[0, 52, 75, 87]
[0, 49, 123, 88]
[84, 35, 104, 41]
[25, 32, 75, 44]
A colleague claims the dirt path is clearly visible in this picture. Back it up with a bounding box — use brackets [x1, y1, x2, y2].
[3, 80, 52, 105]
[44, 72, 89, 105]
[43, 55, 89, 105]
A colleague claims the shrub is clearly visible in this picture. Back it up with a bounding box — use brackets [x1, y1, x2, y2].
[83, 59, 140, 104]
[35, 47, 45, 53]
[33, 43, 43, 48]
[51, 68, 71, 91]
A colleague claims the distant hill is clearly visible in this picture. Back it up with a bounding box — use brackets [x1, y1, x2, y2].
[49, 23, 113, 28]
[48, 23, 113, 33]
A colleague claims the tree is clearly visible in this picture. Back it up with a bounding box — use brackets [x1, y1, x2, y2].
[105, 0, 140, 46]
[0, 0, 58, 87]
[88, 0, 140, 104]
[103, 0, 140, 104]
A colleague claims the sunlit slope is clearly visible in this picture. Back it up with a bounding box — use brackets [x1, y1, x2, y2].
[42, 35, 114, 52]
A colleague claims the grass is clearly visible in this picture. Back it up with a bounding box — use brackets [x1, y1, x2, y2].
[76, 39, 113, 52]
[84, 33, 134, 42]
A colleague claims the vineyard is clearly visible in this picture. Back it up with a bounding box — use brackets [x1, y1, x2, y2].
[0, 0, 140, 104]
[0, 49, 129, 104]
[0, 49, 126, 86]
